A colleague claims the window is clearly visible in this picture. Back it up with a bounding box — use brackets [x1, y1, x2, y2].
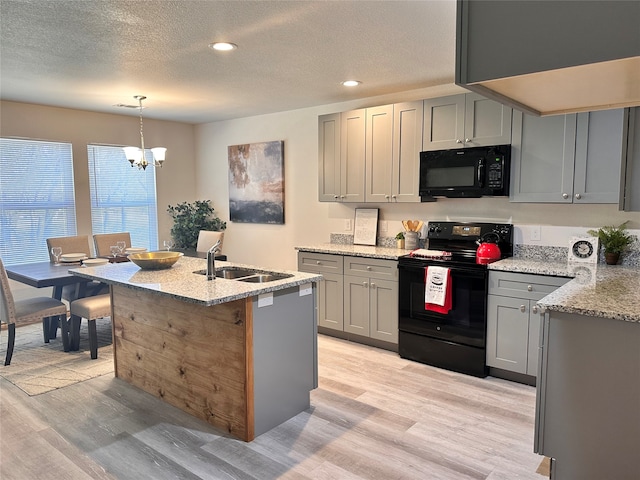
[87, 145, 158, 251]
[0, 138, 76, 265]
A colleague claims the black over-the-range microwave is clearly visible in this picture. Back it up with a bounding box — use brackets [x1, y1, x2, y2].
[419, 144, 511, 199]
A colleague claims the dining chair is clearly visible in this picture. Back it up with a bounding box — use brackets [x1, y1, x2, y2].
[196, 231, 224, 258]
[0, 258, 70, 365]
[46, 235, 109, 303]
[68, 294, 111, 359]
[46, 235, 94, 261]
[93, 232, 131, 257]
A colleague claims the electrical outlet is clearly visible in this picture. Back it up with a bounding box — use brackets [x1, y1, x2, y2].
[531, 225, 541, 241]
[344, 219, 351, 231]
[379, 220, 388, 233]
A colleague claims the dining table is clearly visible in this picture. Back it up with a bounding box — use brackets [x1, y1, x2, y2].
[5, 260, 92, 341]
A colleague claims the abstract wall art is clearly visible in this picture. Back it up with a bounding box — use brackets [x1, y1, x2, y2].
[228, 140, 284, 224]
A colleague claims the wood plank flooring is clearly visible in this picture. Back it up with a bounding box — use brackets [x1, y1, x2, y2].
[0, 334, 546, 479]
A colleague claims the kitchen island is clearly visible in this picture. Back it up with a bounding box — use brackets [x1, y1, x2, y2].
[491, 259, 640, 479]
[70, 256, 322, 442]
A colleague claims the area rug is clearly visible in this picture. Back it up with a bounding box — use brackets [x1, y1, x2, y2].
[0, 317, 114, 396]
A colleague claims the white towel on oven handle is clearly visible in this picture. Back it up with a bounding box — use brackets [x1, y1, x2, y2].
[425, 266, 449, 306]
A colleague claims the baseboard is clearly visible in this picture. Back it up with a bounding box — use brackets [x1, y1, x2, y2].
[317, 327, 398, 352]
[489, 366, 537, 386]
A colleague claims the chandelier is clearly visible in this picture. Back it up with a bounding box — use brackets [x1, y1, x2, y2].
[122, 95, 166, 170]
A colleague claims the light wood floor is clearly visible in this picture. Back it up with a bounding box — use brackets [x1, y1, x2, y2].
[1, 334, 546, 479]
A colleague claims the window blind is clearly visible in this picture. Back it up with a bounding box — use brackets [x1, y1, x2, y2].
[87, 145, 158, 251]
[0, 138, 77, 265]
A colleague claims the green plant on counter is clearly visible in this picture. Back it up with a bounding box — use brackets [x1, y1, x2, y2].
[395, 232, 405, 240]
[167, 200, 226, 249]
[587, 221, 636, 254]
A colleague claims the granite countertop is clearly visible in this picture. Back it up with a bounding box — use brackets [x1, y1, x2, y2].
[489, 258, 640, 323]
[295, 244, 409, 260]
[69, 256, 322, 306]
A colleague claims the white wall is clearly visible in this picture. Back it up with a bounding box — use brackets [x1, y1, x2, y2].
[195, 87, 640, 271]
[1, 100, 197, 299]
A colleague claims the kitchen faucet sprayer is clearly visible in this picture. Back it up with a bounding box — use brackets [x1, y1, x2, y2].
[206, 239, 222, 280]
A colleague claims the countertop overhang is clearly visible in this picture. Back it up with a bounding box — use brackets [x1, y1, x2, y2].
[489, 258, 640, 323]
[69, 256, 322, 306]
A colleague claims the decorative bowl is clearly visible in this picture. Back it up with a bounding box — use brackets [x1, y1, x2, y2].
[128, 251, 183, 270]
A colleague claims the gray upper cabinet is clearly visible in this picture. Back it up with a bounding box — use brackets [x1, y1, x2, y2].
[340, 109, 366, 203]
[621, 107, 640, 211]
[318, 113, 341, 202]
[456, 0, 640, 116]
[318, 110, 366, 202]
[320, 102, 422, 203]
[365, 105, 394, 203]
[366, 101, 423, 203]
[391, 101, 423, 203]
[510, 109, 626, 203]
[423, 93, 512, 151]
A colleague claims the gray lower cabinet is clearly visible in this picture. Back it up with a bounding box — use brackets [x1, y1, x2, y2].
[535, 310, 640, 479]
[343, 256, 398, 344]
[298, 252, 344, 330]
[298, 252, 398, 347]
[486, 271, 569, 379]
[510, 108, 626, 203]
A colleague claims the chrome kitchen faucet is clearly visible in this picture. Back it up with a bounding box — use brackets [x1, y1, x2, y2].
[206, 239, 222, 280]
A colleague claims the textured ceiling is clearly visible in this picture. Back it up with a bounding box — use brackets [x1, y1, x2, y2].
[0, 0, 457, 124]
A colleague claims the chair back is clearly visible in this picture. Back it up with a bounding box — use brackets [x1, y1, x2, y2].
[46, 235, 93, 262]
[196, 231, 224, 256]
[0, 258, 17, 325]
[93, 232, 132, 257]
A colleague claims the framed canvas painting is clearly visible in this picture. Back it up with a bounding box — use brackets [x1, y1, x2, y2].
[228, 141, 284, 224]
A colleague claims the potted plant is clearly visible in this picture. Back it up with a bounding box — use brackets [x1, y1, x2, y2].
[395, 232, 405, 249]
[167, 200, 226, 250]
[587, 221, 636, 265]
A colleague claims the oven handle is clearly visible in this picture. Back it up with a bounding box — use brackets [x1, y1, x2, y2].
[398, 263, 488, 278]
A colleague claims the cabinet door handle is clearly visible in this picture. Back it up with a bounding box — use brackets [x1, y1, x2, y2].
[465, 138, 471, 143]
[520, 305, 526, 313]
[391, 195, 397, 199]
[562, 193, 569, 199]
[532, 305, 539, 314]
[363, 282, 368, 288]
[385, 195, 390, 199]
[316, 261, 321, 265]
[366, 266, 372, 271]
[575, 193, 582, 200]
[456, 139, 462, 143]
[527, 285, 533, 291]
[333, 195, 338, 199]
[371, 282, 376, 288]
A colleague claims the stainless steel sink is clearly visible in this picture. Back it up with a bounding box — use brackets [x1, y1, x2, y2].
[218, 267, 259, 279]
[193, 267, 292, 282]
[236, 273, 293, 283]
[193, 267, 257, 278]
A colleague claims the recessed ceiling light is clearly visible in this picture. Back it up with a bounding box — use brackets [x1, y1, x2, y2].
[209, 42, 237, 51]
[342, 80, 361, 87]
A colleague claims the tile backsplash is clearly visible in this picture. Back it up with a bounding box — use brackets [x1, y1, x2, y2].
[330, 224, 640, 267]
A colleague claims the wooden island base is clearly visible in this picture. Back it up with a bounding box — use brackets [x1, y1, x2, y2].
[110, 284, 316, 442]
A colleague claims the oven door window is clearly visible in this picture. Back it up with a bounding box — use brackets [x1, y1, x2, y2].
[399, 264, 487, 348]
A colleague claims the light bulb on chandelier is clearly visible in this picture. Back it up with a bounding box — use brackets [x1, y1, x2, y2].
[122, 95, 166, 170]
